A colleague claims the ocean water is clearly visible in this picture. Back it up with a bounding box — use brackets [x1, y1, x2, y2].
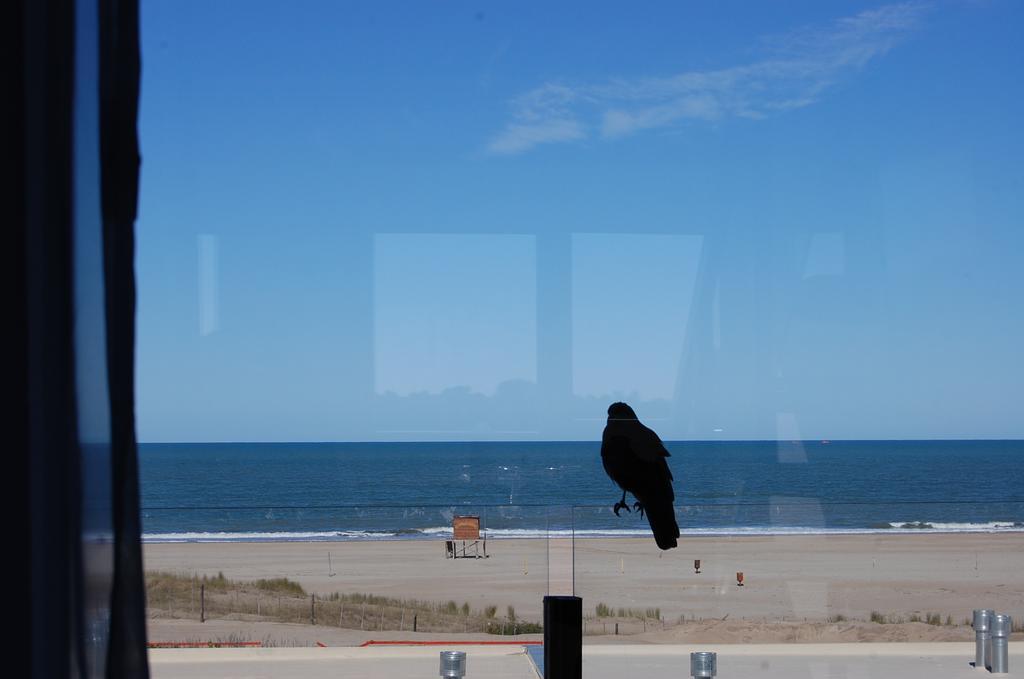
[139, 440, 1024, 542]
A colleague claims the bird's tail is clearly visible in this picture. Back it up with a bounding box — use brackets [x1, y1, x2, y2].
[642, 498, 680, 550]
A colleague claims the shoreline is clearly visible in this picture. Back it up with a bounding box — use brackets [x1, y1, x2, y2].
[141, 524, 1024, 543]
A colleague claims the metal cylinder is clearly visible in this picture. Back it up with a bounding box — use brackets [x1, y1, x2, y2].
[439, 650, 467, 679]
[690, 651, 717, 678]
[973, 608, 995, 669]
[990, 614, 1012, 674]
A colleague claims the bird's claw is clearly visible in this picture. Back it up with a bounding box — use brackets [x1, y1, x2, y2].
[613, 501, 631, 517]
[633, 502, 645, 519]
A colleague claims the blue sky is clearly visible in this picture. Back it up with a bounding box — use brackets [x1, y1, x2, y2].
[136, 1, 1023, 441]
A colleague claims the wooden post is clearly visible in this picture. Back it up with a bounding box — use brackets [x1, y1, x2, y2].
[200, 584, 205, 623]
[400, 609, 405, 631]
[339, 603, 344, 626]
[378, 605, 383, 631]
[311, 594, 316, 625]
[615, 622, 618, 635]
[413, 613, 417, 632]
[360, 603, 366, 630]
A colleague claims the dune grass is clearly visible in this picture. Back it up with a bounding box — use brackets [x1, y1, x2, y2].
[869, 610, 959, 626]
[145, 571, 540, 635]
[594, 602, 661, 620]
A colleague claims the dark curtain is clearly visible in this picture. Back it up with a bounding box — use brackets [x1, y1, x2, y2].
[17, 0, 148, 675]
[99, 0, 148, 676]
[21, 1, 80, 677]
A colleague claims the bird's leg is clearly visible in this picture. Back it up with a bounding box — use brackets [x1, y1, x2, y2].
[632, 502, 645, 519]
[613, 490, 631, 516]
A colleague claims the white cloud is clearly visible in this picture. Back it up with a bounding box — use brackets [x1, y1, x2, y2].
[486, 118, 585, 155]
[487, 2, 928, 154]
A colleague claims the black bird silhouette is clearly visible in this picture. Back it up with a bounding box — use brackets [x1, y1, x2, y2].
[601, 402, 680, 550]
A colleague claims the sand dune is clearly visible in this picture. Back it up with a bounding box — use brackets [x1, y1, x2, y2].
[144, 533, 1023, 646]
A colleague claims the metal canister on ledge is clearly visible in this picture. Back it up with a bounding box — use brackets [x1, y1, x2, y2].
[973, 608, 995, 670]
[690, 651, 717, 678]
[439, 650, 467, 679]
[990, 614, 1012, 675]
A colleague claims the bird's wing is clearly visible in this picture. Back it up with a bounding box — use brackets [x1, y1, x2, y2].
[626, 422, 671, 463]
[603, 421, 674, 486]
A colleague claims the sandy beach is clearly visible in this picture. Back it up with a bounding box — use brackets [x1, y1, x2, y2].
[144, 533, 1023, 645]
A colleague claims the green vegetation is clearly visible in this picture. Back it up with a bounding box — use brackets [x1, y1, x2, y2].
[253, 578, 305, 596]
[870, 610, 956, 626]
[202, 571, 228, 591]
[594, 602, 660, 620]
[486, 621, 543, 635]
[145, 571, 540, 635]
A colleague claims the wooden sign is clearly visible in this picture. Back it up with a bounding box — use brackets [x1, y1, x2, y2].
[453, 515, 480, 540]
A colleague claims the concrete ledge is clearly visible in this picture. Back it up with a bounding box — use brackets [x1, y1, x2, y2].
[582, 643, 1022, 679]
[584, 642, 992, 656]
[149, 643, 1022, 679]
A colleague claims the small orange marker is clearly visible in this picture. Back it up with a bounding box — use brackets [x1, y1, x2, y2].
[736, 571, 744, 586]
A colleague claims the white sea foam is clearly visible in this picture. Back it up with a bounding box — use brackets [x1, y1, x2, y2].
[881, 520, 1024, 531]
[142, 521, 1024, 543]
[142, 530, 398, 543]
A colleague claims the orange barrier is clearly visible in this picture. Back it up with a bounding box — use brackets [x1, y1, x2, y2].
[148, 641, 263, 649]
[360, 640, 542, 647]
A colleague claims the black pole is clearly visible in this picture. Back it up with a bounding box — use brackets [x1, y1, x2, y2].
[200, 584, 205, 623]
[543, 596, 581, 679]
